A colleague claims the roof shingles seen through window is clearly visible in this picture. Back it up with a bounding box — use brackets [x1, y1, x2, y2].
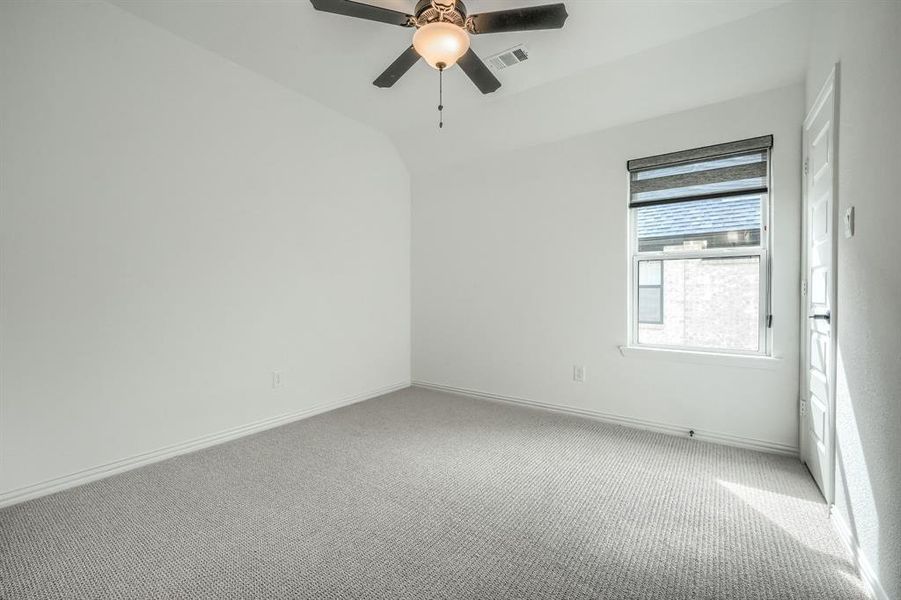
[636, 196, 761, 239]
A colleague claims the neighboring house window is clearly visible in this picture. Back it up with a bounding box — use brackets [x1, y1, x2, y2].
[637, 260, 663, 324]
[627, 136, 772, 355]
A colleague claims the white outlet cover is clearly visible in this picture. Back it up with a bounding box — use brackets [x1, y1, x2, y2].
[573, 365, 586, 383]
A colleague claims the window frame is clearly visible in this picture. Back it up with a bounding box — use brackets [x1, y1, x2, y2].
[627, 151, 773, 358]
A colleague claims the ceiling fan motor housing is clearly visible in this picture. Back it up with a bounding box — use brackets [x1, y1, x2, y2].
[414, 0, 467, 28]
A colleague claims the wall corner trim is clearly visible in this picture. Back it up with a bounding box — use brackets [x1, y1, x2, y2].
[832, 510, 891, 600]
[412, 380, 798, 456]
[0, 381, 411, 509]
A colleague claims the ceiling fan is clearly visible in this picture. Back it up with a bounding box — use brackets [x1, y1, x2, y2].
[309, 0, 568, 94]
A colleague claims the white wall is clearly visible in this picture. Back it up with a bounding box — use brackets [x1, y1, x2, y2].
[0, 1, 410, 498]
[806, 3, 901, 599]
[413, 84, 804, 452]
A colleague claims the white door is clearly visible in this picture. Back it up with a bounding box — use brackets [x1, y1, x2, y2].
[801, 66, 838, 503]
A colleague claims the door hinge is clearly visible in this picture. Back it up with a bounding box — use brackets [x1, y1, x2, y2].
[803, 158, 809, 176]
[801, 280, 808, 296]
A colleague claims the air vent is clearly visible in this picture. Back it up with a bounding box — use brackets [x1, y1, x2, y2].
[486, 45, 529, 71]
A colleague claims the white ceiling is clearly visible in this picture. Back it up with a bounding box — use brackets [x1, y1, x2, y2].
[112, 0, 811, 172]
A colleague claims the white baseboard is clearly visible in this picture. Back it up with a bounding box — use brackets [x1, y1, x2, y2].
[413, 380, 799, 457]
[832, 510, 891, 600]
[0, 381, 410, 508]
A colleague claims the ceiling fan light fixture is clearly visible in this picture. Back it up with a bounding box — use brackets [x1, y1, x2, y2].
[413, 21, 470, 69]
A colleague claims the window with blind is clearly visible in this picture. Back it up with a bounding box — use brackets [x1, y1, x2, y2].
[627, 136, 772, 355]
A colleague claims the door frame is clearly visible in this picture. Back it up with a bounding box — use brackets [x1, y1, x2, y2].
[799, 63, 840, 505]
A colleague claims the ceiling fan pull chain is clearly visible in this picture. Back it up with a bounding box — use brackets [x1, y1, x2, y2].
[438, 63, 444, 129]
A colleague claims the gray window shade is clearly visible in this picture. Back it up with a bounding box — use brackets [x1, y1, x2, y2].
[628, 135, 772, 208]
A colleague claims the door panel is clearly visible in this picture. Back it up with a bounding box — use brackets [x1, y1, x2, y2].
[810, 332, 826, 373]
[810, 392, 827, 443]
[811, 200, 829, 241]
[811, 265, 828, 304]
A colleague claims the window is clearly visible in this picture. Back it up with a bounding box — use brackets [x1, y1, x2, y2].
[627, 136, 772, 355]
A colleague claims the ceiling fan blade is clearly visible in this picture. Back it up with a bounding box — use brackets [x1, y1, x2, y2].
[309, 0, 413, 27]
[373, 46, 421, 88]
[468, 3, 568, 34]
[457, 49, 501, 94]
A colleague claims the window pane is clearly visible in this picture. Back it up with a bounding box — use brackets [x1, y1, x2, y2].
[636, 195, 762, 252]
[637, 256, 760, 352]
[638, 260, 661, 285]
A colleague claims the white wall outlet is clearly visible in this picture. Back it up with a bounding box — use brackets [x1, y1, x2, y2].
[271, 371, 281, 389]
[843, 206, 855, 238]
[573, 365, 586, 383]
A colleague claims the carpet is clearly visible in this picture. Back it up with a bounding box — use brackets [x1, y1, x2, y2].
[0, 386, 867, 599]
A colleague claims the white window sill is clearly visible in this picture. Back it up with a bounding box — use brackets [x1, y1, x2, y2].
[618, 345, 782, 370]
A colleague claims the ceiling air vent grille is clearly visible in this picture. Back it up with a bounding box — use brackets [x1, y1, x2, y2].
[486, 45, 529, 71]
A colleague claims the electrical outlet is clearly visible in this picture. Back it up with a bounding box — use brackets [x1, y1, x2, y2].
[573, 365, 586, 383]
[271, 371, 281, 389]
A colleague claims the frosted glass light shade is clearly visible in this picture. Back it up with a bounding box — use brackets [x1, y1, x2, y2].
[412, 22, 470, 69]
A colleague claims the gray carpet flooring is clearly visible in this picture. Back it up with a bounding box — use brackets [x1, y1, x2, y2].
[1, 387, 867, 599]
